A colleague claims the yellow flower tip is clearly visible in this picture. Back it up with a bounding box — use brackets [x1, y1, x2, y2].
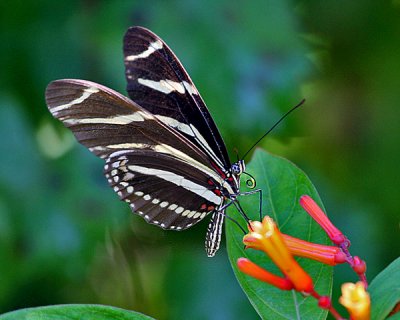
[243, 216, 277, 250]
[247, 219, 264, 232]
[339, 282, 370, 320]
[262, 215, 276, 231]
[247, 216, 274, 233]
[242, 234, 263, 250]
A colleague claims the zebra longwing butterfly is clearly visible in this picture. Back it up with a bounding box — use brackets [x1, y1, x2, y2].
[45, 26, 253, 257]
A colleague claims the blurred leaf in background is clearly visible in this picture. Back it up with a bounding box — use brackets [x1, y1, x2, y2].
[0, 0, 399, 319]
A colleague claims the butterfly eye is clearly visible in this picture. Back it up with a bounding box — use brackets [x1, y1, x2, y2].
[231, 160, 246, 175]
[231, 164, 241, 175]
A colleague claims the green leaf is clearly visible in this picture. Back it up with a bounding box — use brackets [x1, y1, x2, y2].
[0, 304, 155, 320]
[369, 257, 400, 320]
[226, 149, 333, 320]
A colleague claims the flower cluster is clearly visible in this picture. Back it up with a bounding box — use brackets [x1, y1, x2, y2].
[240, 216, 314, 293]
[237, 195, 370, 320]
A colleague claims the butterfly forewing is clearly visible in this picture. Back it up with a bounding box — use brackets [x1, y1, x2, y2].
[46, 80, 209, 164]
[123, 26, 231, 173]
[45, 79, 224, 229]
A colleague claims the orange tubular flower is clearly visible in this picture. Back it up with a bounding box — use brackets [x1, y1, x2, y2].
[339, 282, 370, 320]
[282, 234, 347, 266]
[237, 258, 293, 290]
[299, 195, 348, 247]
[243, 216, 314, 293]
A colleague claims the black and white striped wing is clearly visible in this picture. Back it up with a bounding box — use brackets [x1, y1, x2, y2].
[105, 150, 221, 230]
[123, 26, 231, 174]
[45, 79, 223, 230]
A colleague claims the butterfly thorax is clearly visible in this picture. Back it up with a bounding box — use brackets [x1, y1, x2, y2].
[230, 159, 245, 192]
[208, 159, 245, 201]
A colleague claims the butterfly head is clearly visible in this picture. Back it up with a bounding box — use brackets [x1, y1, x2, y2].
[231, 159, 245, 176]
[231, 160, 256, 190]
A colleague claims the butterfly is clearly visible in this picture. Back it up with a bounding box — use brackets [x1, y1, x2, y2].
[45, 26, 258, 257]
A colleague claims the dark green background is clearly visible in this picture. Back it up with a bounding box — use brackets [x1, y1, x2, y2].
[1, 1, 399, 319]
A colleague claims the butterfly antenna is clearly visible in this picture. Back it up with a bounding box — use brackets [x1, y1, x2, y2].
[218, 200, 249, 235]
[232, 200, 254, 233]
[233, 200, 251, 224]
[233, 147, 241, 162]
[242, 99, 306, 161]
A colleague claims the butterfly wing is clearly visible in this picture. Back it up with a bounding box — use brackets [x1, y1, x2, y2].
[46, 79, 207, 162]
[105, 149, 221, 230]
[123, 26, 231, 174]
[45, 79, 223, 229]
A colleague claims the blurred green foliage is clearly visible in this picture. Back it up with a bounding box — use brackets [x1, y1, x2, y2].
[0, 1, 399, 319]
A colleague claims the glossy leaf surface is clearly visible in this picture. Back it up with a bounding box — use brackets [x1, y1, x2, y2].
[226, 149, 333, 320]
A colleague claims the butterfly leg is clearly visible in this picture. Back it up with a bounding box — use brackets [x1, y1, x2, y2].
[219, 198, 252, 224]
[239, 188, 263, 221]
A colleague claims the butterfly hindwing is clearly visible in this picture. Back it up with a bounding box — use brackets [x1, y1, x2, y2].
[104, 150, 221, 230]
